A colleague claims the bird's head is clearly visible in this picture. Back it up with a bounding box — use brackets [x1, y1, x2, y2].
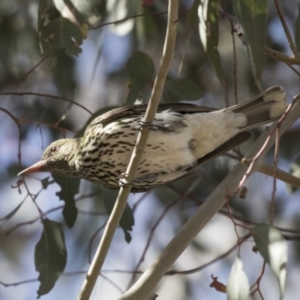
[18, 138, 79, 177]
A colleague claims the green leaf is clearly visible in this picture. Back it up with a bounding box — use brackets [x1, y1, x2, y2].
[35, 219, 67, 298]
[227, 257, 250, 300]
[154, 185, 180, 205]
[52, 174, 79, 228]
[198, 0, 225, 86]
[286, 154, 300, 193]
[126, 84, 144, 105]
[41, 176, 51, 189]
[234, 0, 267, 80]
[295, 4, 300, 51]
[188, 0, 200, 29]
[127, 51, 155, 89]
[163, 78, 203, 102]
[250, 224, 287, 297]
[102, 187, 134, 243]
[38, 0, 87, 56]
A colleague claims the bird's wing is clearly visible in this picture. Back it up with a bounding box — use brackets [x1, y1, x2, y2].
[87, 103, 217, 129]
[131, 131, 252, 193]
[195, 131, 252, 166]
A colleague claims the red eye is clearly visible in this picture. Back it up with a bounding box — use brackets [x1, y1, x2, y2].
[51, 146, 58, 153]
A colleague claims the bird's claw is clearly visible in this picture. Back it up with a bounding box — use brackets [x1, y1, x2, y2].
[119, 173, 132, 187]
[135, 120, 155, 130]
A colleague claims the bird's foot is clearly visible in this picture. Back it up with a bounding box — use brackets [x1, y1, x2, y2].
[135, 120, 156, 130]
[119, 173, 132, 187]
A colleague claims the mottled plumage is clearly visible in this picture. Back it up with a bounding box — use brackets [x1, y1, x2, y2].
[19, 86, 288, 192]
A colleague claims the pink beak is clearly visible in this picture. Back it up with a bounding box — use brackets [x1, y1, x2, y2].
[18, 160, 47, 176]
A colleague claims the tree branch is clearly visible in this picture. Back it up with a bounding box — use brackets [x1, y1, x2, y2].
[264, 46, 300, 66]
[119, 96, 300, 300]
[258, 162, 300, 189]
[273, 0, 299, 59]
[77, 1, 179, 299]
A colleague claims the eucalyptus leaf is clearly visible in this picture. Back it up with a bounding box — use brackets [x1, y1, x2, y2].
[198, 0, 225, 86]
[286, 154, 300, 193]
[227, 257, 250, 300]
[188, 0, 200, 29]
[126, 84, 144, 105]
[127, 51, 155, 89]
[52, 174, 79, 228]
[295, 4, 300, 51]
[35, 219, 67, 298]
[163, 78, 203, 102]
[250, 224, 287, 297]
[38, 0, 87, 56]
[234, 0, 267, 80]
[102, 187, 134, 243]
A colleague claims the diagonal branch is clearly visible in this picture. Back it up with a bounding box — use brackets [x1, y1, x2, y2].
[77, 1, 179, 299]
[119, 96, 300, 300]
[258, 162, 300, 189]
[273, 0, 299, 59]
[264, 46, 300, 66]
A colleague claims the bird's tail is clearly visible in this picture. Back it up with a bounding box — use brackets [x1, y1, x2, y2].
[227, 86, 288, 130]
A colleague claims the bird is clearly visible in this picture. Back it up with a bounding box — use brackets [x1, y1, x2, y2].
[18, 86, 288, 192]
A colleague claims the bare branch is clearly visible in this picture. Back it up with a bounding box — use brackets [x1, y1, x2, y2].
[274, 0, 299, 58]
[258, 162, 300, 189]
[0, 92, 93, 115]
[77, 1, 179, 299]
[264, 46, 300, 66]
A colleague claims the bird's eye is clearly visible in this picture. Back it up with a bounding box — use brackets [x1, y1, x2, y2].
[50, 146, 58, 153]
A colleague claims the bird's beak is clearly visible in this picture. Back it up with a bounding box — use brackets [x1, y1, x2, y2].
[18, 160, 47, 176]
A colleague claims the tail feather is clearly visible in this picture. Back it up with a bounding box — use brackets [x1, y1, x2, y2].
[227, 86, 287, 131]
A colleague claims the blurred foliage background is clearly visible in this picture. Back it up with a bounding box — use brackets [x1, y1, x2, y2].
[1, 0, 300, 299]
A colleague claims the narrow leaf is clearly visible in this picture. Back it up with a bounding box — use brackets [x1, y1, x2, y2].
[127, 51, 155, 89]
[234, 0, 267, 80]
[286, 154, 300, 193]
[38, 0, 87, 56]
[227, 257, 250, 300]
[198, 0, 225, 86]
[126, 84, 144, 105]
[52, 174, 79, 228]
[188, 0, 200, 29]
[102, 187, 134, 243]
[250, 224, 287, 297]
[163, 78, 203, 102]
[41, 176, 51, 189]
[35, 219, 67, 298]
[295, 4, 300, 51]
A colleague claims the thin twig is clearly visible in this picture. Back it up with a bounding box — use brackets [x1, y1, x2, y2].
[0, 108, 22, 166]
[0, 92, 93, 115]
[258, 162, 300, 188]
[1, 51, 55, 90]
[270, 128, 280, 224]
[229, 19, 238, 105]
[274, 0, 299, 58]
[89, 11, 168, 30]
[77, 1, 179, 299]
[264, 46, 300, 65]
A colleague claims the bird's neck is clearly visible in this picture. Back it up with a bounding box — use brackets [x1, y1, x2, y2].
[59, 137, 84, 177]
[71, 137, 94, 177]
